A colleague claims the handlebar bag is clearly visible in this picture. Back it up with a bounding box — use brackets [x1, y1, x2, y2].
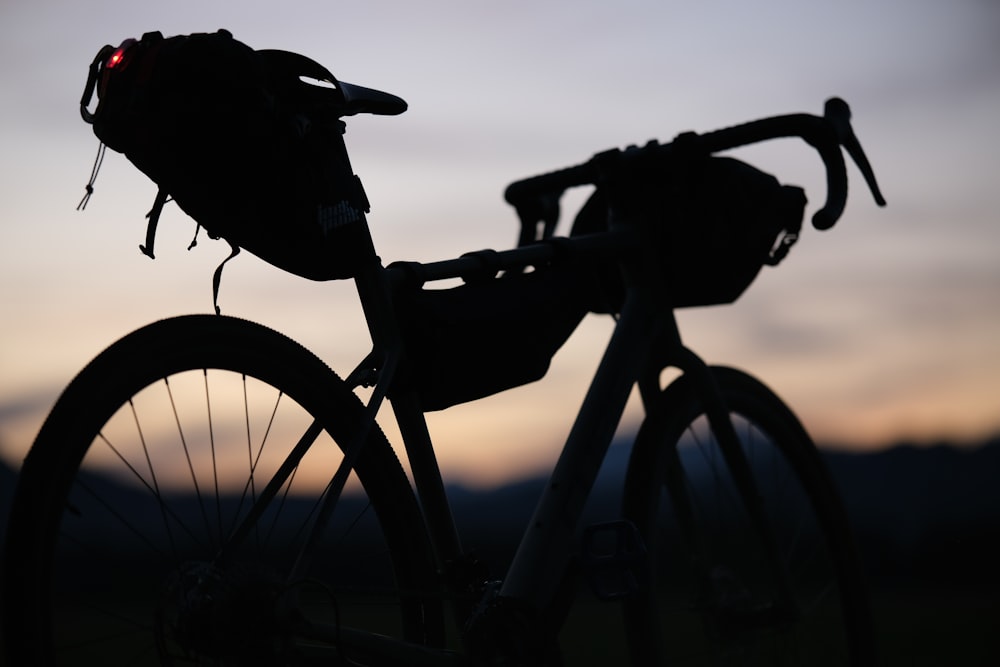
[573, 154, 806, 309]
[81, 30, 374, 281]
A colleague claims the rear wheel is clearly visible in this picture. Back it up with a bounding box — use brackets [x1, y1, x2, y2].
[623, 366, 874, 665]
[3, 315, 442, 665]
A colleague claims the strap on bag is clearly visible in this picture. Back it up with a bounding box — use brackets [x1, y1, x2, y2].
[212, 242, 240, 315]
[139, 188, 169, 259]
[139, 186, 239, 315]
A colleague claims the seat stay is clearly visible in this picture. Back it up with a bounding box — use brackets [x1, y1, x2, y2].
[224, 254, 419, 582]
[351, 255, 468, 573]
[289, 345, 399, 580]
[219, 338, 398, 577]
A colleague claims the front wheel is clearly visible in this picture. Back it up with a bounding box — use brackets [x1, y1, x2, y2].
[623, 366, 874, 666]
[3, 315, 443, 665]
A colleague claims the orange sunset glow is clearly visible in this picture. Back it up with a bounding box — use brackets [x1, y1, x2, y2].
[2, 0, 999, 491]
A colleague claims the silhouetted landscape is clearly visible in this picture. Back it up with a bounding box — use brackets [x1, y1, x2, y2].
[2, 436, 998, 664]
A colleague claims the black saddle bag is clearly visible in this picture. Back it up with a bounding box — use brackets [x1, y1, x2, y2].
[80, 29, 375, 282]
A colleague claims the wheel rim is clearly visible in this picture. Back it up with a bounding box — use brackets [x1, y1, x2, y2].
[634, 407, 859, 666]
[38, 367, 412, 665]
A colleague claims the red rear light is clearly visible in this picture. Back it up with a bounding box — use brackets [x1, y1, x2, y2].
[107, 48, 126, 68]
[106, 38, 137, 70]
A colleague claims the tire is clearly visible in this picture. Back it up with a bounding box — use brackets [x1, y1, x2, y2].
[622, 366, 874, 666]
[3, 315, 443, 666]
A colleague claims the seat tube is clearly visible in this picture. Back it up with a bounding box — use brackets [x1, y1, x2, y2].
[352, 256, 465, 571]
[499, 287, 663, 609]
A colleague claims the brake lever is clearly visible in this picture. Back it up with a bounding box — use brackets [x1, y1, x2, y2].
[515, 191, 562, 246]
[824, 98, 886, 207]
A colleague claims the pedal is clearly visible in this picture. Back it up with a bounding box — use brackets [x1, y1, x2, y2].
[581, 520, 648, 600]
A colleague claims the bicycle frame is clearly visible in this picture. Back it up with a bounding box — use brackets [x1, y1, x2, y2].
[298, 210, 783, 658]
[1, 89, 891, 665]
[353, 225, 656, 583]
[217, 98, 886, 660]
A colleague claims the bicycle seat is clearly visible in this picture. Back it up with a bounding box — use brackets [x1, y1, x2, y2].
[338, 79, 408, 116]
[258, 49, 408, 116]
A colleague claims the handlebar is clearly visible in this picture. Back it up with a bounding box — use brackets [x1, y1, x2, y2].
[505, 97, 885, 232]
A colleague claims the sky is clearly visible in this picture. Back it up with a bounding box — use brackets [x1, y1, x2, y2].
[1, 0, 999, 487]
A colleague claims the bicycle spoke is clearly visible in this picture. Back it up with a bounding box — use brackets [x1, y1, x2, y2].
[222, 418, 325, 559]
[164, 376, 215, 551]
[203, 369, 224, 543]
[129, 397, 184, 559]
[72, 450, 212, 559]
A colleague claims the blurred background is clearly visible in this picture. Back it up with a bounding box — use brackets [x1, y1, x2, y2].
[1, 1, 998, 662]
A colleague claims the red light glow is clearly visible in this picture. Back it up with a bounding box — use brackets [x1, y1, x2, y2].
[107, 48, 126, 68]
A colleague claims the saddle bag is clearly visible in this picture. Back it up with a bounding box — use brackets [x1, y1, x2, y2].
[79, 30, 401, 286]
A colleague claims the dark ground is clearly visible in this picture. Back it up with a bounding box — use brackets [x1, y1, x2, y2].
[2, 437, 998, 664]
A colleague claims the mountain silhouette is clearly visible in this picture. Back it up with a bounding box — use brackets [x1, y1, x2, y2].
[2, 436, 999, 587]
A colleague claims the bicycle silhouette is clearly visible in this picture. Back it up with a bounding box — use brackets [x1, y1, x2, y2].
[4, 83, 885, 664]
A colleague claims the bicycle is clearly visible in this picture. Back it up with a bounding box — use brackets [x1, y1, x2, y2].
[3, 93, 885, 665]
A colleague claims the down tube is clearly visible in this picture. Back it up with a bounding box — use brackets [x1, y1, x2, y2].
[500, 290, 665, 608]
